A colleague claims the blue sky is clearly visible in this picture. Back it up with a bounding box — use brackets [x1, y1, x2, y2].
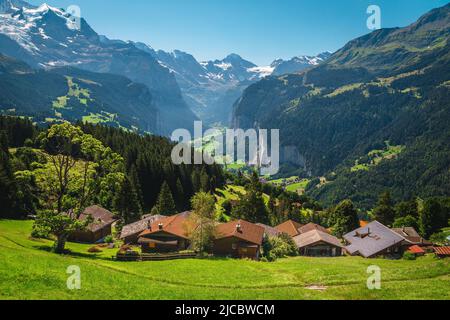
[29, 0, 449, 65]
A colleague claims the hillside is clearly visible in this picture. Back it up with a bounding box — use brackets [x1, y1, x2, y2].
[1, 220, 449, 300]
[0, 1, 197, 135]
[232, 4, 450, 208]
[0, 54, 158, 132]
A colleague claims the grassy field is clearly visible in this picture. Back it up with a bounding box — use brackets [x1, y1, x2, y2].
[0, 220, 449, 300]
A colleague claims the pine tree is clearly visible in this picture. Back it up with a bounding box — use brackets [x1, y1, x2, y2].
[373, 191, 395, 226]
[191, 170, 201, 193]
[114, 176, 142, 228]
[153, 181, 177, 216]
[129, 164, 144, 211]
[200, 167, 210, 192]
[175, 178, 185, 211]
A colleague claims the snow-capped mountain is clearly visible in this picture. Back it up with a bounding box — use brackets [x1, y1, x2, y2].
[129, 47, 331, 124]
[270, 52, 332, 76]
[0, 1, 197, 135]
[126, 45, 273, 125]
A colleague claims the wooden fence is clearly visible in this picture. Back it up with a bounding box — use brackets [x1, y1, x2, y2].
[116, 252, 197, 262]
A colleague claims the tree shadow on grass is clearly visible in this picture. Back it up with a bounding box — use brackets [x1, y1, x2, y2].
[32, 244, 115, 261]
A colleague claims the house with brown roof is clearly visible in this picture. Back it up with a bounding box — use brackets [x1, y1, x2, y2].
[69, 205, 116, 243]
[120, 214, 166, 244]
[294, 229, 343, 257]
[275, 220, 303, 237]
[391, 227, 432, 247]
[344, 221, 406, 258]
[138, 212, 192, 253]
[213, 220, 265, 260]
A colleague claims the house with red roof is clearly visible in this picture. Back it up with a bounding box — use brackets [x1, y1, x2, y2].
[138, 211, 192, 253]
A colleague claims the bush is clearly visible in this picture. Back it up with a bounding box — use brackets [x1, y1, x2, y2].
[430, 232, 450, 246]
[103, 235, 114, 244]
[88, 246, 103, 253]
[403, 251, 416, 260]
[262, 233, 298, 262]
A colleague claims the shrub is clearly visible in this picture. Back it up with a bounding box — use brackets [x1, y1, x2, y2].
[103, 235, 114, 244]
[403, 251, 416, 260]
[430, 232, 450, 246]
[88, 246, 103, 253]
[262, 233, 298, 262]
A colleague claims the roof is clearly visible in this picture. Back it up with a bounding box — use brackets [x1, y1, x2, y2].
[344, 221, 406, 258]
[434, 247, 450, 256]
[275, 220, 303, 237]
[215, 220, 265, 246]
[120, 215, 166, 240]
[298, 223, 330, 235]
[407, 245, 425, 254]
[79, 205, 115, 232]
[256, 223, 280, 237]
[391, 227, 429, 244]
[294, 229, 343, 249]
[139, 211, 192, 240]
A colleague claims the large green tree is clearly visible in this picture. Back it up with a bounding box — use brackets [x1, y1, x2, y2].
[188, 192, 217, 255]
[328, 199, 360, 238]
[31, 123, 124, 253]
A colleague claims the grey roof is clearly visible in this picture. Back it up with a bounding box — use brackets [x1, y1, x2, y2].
[255, 223, 280, 237]
[79, 205, 115, 232]
[120, 215, 166, 239]
[293, 229, 343, 249]
[344, 221, 406, 258]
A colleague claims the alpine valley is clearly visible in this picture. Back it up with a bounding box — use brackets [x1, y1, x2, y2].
[232, 3, 450, 208]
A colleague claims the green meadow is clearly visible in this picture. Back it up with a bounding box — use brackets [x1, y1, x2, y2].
[0, 220, 449, 300]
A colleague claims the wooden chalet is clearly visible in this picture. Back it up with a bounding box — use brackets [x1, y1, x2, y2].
[69, 205, 115, 243]
[213, 220, 265, 260]
[294, 229, 343, 257]
[138, 212, 192, 253]
[344, 221, 406, 258]
[120, 214, 166, 244]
